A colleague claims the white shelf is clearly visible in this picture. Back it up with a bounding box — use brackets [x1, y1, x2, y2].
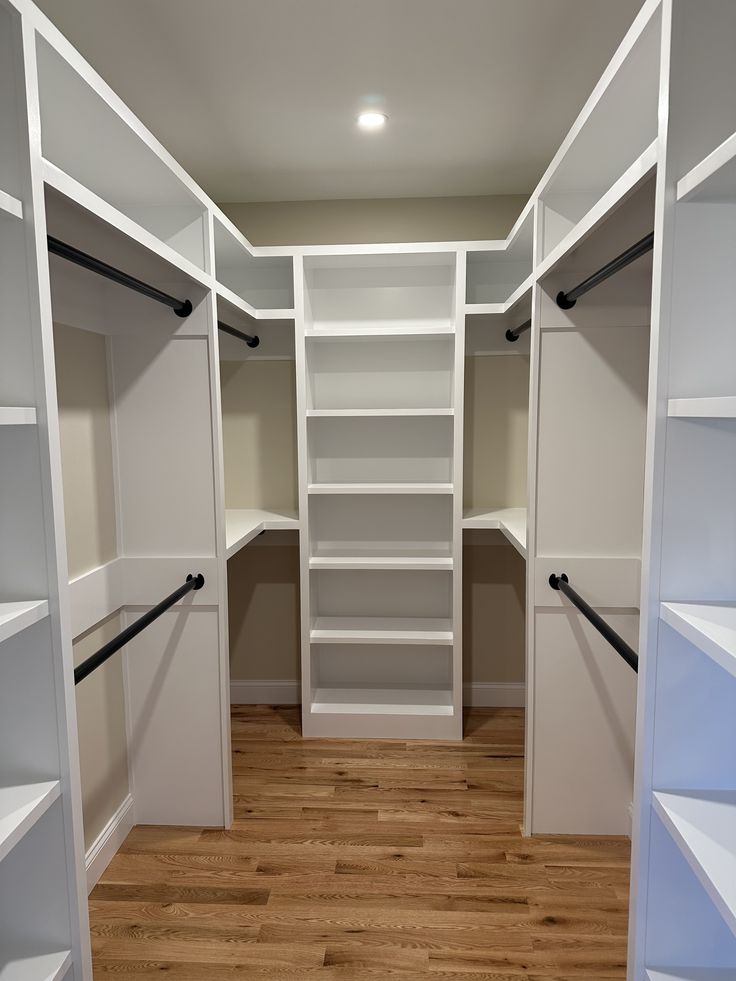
[647, 971, 736, 981]
[310, 549, 453, 571]
[215, 281, 294, 323]
[536, 139, 657, 280]
[307, 408, 453, 417]
[225, 508, 299, 559]
[677, 131, 736, 203]
[0, 188, 23, 221]
[41, 159, 212, 290]
[0, 781, 60, 864]
[0, 408, 37, 426]
[0, 601, 50, 645]
[311, 687, 453, 716]
[305, 325, 454, 339]
[462, 507, 527, 558]
[668, 397, 736, 419]
[653, 790, 736, 938]
[0, 951, 72, 981]
[660, 602, 736, 682]
[310, 616, 453, 646]
[309, 483, 454, 496]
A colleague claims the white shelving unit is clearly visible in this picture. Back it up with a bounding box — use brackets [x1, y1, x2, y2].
[296, 251, 463, 738]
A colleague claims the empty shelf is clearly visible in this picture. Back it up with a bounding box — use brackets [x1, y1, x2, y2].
[311, 687, 453, 716]
[310, 551, 453, 571]
[225, 508, 299, 558]
[462, 507, 527, 558]
[677, 130, 736, 202]
[311, 617, 453, 646]
[0, 781, 60, 864]
[668, 397, 736, 419]
[0, 600, 50, 645]
[307, 408, 454, 417]
[305, 325, 455, 339]
[653, 790, 736, 938]
[661, 602, 736, 682]
[0, 408, 36, 426]
[0, 951, 72, 981]
[0, 188, 23, 221]
[309, 483, 454, 495]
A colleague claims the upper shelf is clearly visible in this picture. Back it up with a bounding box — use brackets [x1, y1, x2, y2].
[0, 781, 60, 864]
[213, 216, 294, 314]
[0, 600, 49, 646]
[677, 131, 736, 203]
[660, 602, 736, 683]
[0, 408, 36, 426]
[0, 188, 23, 221]
[668, 397, 736, 419]
[225, 508, 299, 559]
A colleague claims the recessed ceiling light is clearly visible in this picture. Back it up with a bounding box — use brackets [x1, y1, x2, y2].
[357, 111, 387, 131]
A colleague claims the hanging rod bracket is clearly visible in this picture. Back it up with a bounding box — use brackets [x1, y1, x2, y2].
[187, 572, 205, 589]
[555, 291, 577, 310]
[549, 572, 569, 589]
[505, 318, 531, 343]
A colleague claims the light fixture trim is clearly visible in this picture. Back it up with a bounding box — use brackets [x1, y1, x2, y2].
[357, 110, 388, 131]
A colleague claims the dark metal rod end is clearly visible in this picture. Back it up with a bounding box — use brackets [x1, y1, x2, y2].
[247, 335, 261, 348]
[549, 572, 569, 590]
[505, 328, 519, 343]
[187, 573, 205, 590]
[556, 291, 577, 310]
[174, 299, 193, 318]
[505, 318, 531, 343]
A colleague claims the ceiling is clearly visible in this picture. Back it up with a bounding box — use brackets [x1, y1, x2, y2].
[33, 0, 645, 203]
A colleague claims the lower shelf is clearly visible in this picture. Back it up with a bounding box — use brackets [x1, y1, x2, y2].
[310, 617, 453, 646]
[660, 602, 736, 682]
[0, 601, 50, 645]
[225, 508, 299, 558]
[311, 687, 453, 716]
[0, 781, 60, 864]
[647, 972, 736, 980]
[653, 790, 736, 939]
[0, 950, 71, 981]
[462, 507, 527, 558]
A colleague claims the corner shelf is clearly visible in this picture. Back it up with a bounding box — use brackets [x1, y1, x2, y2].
[305, 325, 455, 339]
[647, 971, 736, 981]
[660, 602, 736, 682]
[0, 600, 50, 645]
[0, 781, 60, 863]
[677, 130, 736, 203]
[310, 616, 453, 646]
[308, 482, 454, 496]
[0, 950, 72, 981]
[462, 507, 527, 558]
[309, 550, 453, 571]
[653, 790, 736, 938]
[225, 508, 299, 559]
[0, 188, 23, 221]
[668, 397, 736, 419]
[0, 408, 37, 426]
[311, 687, 453, 716]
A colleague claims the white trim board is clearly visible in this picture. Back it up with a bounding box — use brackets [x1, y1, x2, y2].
[85, 793, 134, 893]
[230, 680, 525, 708]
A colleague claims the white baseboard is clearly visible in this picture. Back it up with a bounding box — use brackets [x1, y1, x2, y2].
[463, 682, 525, 707]
[85, 793, 134, 893]
[230, 680, 525, 708]
[230, 680, 301, 704]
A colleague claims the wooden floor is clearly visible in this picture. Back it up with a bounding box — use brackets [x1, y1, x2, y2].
[89, 705, 631, 979]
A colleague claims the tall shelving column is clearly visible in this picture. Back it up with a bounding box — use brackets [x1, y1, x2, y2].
[295, 251, 463, 739]
[0, 2, 89, 977]
[630, 1, 736, 977]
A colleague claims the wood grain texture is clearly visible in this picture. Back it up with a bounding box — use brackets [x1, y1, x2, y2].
[89, 706, 630, 978]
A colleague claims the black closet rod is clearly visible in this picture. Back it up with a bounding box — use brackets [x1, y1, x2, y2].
[74, 573, 205, 685]
[549, 573, 638, 673]
[556, 232, 654, 310]
[505, 318, 531, 343]
[47, 236, 193, 317]
[218, 320, 260, 348]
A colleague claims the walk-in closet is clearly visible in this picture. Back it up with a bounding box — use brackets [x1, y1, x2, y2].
[3, 0, 736, 976]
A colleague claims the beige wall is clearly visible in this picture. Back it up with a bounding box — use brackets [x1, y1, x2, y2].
[464, 355, 529, 509]
[53, 322, 117, 578]
[54, 323, 129, 851]
[228, 533, 300, 681]
[220, 360, 298, 511]
[72, 616, 129, 850]
[221, 195, 527, 247]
